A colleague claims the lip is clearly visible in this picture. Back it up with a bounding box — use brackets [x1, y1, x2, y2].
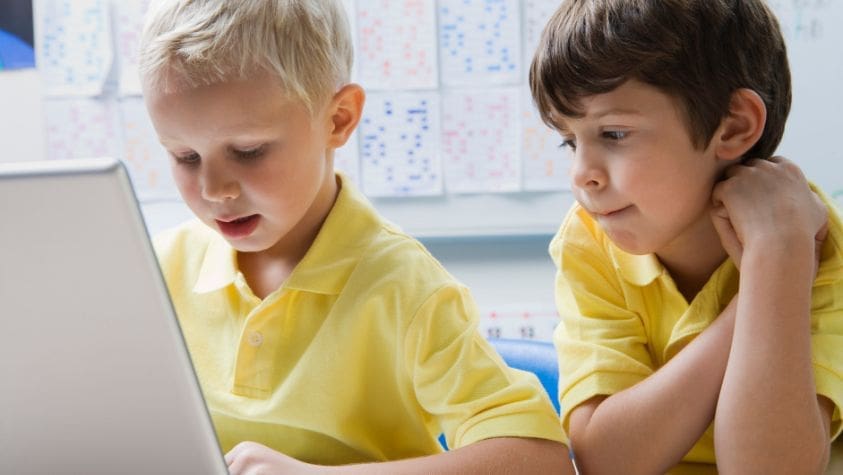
[215, 214, 260, 239]
[592, 205, 633, 218]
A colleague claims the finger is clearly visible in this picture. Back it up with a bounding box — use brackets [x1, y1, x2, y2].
[709, 197, 729, 218]
[710, 207, 743, 266]
[710, 208, 739, 249]
[740, 157, 777, 171]
[710, 179, 734, 207]
[720, 164, 744, 179]
[225, 442, 246, 467]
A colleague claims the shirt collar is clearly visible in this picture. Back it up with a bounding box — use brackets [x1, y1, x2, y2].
[567, 204, 666, 287]
[192, 173, 382, 296]
[193, 232, 239, 293]
[283, 173, 382, 294]
[607, 242, 664, 287]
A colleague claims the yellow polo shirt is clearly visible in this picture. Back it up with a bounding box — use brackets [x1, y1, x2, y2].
[154, 174, 564, 464]
[551, 187, 843, 473]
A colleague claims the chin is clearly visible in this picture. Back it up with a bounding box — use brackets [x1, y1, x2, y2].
[605, 230, 645, 254]
[225, 239, 270, 254]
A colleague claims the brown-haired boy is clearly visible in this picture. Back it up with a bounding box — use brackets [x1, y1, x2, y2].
[530, 0, 843, 473]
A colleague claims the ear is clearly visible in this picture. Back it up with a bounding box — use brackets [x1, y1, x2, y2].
[325, 84, 365, 149]
[713, 88, 767, 161]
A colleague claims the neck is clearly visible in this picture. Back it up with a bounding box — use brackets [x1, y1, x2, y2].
[656, 214, 728, 301]
[238, 171, 340, 298]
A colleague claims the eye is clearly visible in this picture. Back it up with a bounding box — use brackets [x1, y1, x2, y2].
[558, 138, 577, 151]
[233, 144, 266, 160]
[172, 152, 200, 164]
[602, 130, 628, 141]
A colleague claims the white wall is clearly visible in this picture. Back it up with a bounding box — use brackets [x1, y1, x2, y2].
[0, 69, 46, 162]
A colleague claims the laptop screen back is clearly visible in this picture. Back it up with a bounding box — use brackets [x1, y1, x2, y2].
[0, 159, 228, 475]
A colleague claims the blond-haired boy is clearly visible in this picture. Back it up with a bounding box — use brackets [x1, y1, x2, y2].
[530, 0, 843, 473]
[139, 0, 573, 473]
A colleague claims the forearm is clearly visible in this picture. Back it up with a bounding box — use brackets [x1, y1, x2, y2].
[716, 244, 829, 474]
[572, 299, 737, 475]
[323, 438, 574, 475]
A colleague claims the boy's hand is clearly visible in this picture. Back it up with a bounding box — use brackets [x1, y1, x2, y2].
[710, 156, 827, 273]
[225, 441, 320, 475]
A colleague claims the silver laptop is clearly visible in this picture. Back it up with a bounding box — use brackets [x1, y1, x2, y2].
[0, 158, 228, 474]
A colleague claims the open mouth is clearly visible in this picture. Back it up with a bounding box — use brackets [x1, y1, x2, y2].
[216, 215, 260, 239]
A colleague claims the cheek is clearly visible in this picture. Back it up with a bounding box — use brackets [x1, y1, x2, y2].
[172, 170, 201, 200]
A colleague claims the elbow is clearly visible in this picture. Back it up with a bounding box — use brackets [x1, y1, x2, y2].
[782, 427, 831, 475]
[538, 440, 578, 475]
[569, 435, 660, 475]
[804, 440, 831, 475]
[716, 435, 830, 475]
[498, 438, 576, 474]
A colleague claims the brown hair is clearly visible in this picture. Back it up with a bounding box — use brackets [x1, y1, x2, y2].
[529, 0, 790, 159]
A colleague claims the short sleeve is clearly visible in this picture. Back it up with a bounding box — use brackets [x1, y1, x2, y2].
[404, 283, 565, 449]
[551, 214, 655, 439]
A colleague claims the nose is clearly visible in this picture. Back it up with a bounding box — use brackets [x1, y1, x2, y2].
[570, 145, 607, 191]
[200, 162, 240, 202]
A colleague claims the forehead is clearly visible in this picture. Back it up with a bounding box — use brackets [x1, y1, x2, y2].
[554, 80, 684, 128]
[144, 76, 313, 144]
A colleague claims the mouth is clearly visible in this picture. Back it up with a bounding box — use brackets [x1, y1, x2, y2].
[592, 205, 632, 218]
[215, 214, 260, 239]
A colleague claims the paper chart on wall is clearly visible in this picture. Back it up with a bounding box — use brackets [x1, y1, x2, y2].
[43, 98, 121, 161]
[36, 0, 112, 97]
[112, 0, 152, 96]
[521, 88, 568, 191]
[359, 91, 443, 197]
[438, 0, 521, 87]
[478, 303, 560, 342]
[355, 0, 438, 91]
[117, 97, 179, 201]
[441, 87, 521, 193]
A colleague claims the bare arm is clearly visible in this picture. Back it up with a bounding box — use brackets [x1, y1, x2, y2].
[711, 157, 832, 474]
[568, 297, 737, 475]
[715, 244, 831, 474]
[225, 437, 574, 475]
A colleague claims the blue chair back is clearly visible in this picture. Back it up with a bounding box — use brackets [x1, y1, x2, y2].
[488, 338, 560, 414]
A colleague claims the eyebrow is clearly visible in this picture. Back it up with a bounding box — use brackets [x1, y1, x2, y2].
[550, 106, 643, 131]
[586, 107, 644, 120]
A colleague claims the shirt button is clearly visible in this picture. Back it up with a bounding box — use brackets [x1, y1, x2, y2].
[247, 331, 264, 347]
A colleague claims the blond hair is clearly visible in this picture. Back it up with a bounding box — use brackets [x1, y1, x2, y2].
[139, 0, 353, 112]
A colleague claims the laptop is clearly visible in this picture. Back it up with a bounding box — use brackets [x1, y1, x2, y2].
[0, 158, 228, 474]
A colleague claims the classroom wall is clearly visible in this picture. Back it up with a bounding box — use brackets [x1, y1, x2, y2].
[2, 0, 843, 342]
[0, 69, 44, 164]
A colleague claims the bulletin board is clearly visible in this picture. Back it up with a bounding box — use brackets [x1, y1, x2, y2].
[33, 0, 843, 238]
